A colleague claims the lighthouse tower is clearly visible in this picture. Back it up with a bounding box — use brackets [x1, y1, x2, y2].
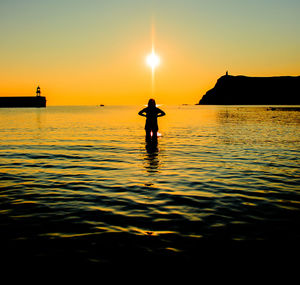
[36, 86, 41, 97]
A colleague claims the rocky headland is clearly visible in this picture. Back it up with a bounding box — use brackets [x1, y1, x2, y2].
[199, 74, 300, 105]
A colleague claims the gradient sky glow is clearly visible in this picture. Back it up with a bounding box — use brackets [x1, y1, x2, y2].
[0, 0, 299, 105]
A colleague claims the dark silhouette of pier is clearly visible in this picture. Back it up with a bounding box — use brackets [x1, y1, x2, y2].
[0, 86, 46, 108]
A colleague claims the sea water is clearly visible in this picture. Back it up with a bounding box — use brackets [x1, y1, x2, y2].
[0, 105, 300, 265]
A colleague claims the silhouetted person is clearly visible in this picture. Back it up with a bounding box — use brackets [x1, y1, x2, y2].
[138, 99, 165, 139]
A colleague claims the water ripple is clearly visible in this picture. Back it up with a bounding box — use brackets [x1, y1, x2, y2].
[1, 105, 300, 264]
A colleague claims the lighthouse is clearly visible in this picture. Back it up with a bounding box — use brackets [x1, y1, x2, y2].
[0, 85, 46, 107]
[36, 86, 41, 97]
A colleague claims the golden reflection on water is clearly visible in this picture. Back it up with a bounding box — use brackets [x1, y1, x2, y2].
[144, 137, 160, 173]
[0, 105, 300, 257]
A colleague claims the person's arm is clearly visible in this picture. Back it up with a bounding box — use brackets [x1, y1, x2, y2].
[138, 108, 147, 117]
[157, 108, 166, 117]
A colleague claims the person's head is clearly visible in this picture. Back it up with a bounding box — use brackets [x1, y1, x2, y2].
[148, 98, 156, 108]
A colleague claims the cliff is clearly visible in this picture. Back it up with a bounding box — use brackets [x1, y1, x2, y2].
[199, 75, 300, 105]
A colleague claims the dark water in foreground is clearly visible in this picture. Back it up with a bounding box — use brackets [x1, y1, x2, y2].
[0, 105, 300, 266]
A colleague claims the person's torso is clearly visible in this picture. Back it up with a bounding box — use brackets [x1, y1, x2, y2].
[145, 107, 159, 126]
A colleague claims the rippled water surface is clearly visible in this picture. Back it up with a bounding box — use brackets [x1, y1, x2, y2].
[1, 105, 300, 265]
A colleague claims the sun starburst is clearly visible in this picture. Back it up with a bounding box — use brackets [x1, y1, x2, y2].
[146, 50, 160, 72]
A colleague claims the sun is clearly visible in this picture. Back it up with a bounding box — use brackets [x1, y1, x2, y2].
[146, 51, 160, 71]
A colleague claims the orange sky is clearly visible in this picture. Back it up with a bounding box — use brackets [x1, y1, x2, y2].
[0, 0, 299, 105]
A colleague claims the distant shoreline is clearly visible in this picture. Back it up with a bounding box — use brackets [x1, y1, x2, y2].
[198, 74, 300, 105]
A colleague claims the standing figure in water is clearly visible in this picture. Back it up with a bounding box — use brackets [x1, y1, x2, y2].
[138, 99, 166, 139]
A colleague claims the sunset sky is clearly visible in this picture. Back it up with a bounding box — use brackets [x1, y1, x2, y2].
[0, 0, 299, 105]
